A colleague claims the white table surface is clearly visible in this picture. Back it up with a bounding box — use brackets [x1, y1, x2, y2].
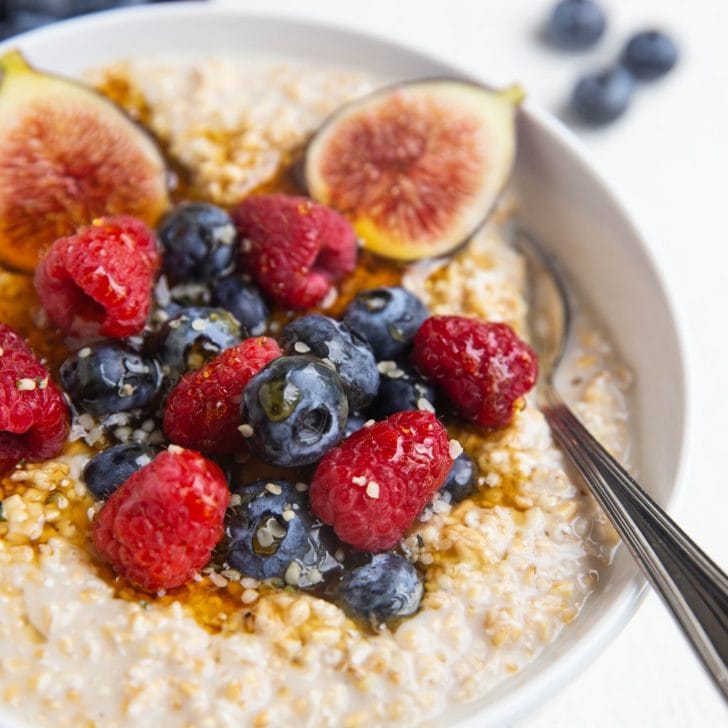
[216, 1, 728, 724]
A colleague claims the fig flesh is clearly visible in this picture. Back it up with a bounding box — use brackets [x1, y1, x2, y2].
[304, 79, 521, 261]
[0, 51, 169, 273]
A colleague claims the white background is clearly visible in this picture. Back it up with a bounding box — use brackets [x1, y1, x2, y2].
[221, 0, 728, 724]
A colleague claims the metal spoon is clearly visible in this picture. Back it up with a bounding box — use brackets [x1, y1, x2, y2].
[516, 230, 728, 699]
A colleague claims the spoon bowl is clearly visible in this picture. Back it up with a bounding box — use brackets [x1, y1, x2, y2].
[516, 229, 728, 701]
[514, 230, 571, 384]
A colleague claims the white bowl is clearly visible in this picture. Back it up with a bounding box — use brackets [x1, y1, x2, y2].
[0, 4, 687, 727]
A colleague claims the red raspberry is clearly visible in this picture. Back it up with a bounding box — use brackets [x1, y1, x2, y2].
[232, 194, 357, 309]
[0, 322, 69, 462]
[92, 447, 229, 592]
[412, 316, 538, 428]
[310, 411, 452, 552]
[34, 216, 160, 340]
[163, 336, 281, 454]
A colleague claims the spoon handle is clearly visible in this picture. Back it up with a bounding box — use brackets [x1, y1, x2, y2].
[543, 389, 728, 700]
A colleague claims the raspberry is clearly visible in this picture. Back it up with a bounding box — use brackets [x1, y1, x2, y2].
[163, 336, 281, 454]
[412, 316, 538, 428]
[233, 194, 356, 309]
[309, 411, 452, 552]
[0, 322, 69, 462]
[91, 447, 229, 591]
[34, 216, 160, 340]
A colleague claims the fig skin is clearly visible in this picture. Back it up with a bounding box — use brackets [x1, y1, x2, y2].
[304, 79, 522, 262]
[0, 51, 169, 273]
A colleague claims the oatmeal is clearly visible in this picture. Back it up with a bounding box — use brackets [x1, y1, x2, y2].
[90, 58, 374, 205]
[0, 56, 629, 728]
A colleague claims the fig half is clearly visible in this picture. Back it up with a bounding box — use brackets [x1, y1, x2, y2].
[304, 79, 522, 261]
[0, 51, 169, 273]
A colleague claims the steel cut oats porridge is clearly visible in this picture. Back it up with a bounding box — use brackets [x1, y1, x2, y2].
[0, 56, 630, 728]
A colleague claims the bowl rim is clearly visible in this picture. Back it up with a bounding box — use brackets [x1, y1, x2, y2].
[0, 4, 690, 728]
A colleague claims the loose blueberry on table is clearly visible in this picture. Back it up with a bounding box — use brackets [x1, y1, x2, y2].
[622, 30, 679, 81]
[0, 56, 541, 630]
[570, 65, 636, 125]
[547, 0, 606, 50]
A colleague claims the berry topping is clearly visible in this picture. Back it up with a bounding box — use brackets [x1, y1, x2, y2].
[309, 410, 452, 552]
[439, 452, 476, 504]
[223, 480, 341, 587]
[83, 443, 158, 501]
[152, 306, 242, 380]
[242, 355, 348, 468]
[232, 194, 357, 309]
[547, 0, 606, 50]
[91, 447, 229, 592]
[369, 362, 436, 419]
[622, 30, 679, 81]
[570, 66, 635, 125]
[0, 322, 69, 462]
[280, 313, 379, 411]
[60, 343, 162, 417]
[211, 275, 270, 336]
[343, 286, 427, 361]
[163, 282, 212, 311]
[158, 202, 237, 282]
[34, 216, 160, 340]
[413, 316, 538, 428]
[339, 553, 423, 627]
[0, 323, 33, 359]
[163, 337, 282, 455]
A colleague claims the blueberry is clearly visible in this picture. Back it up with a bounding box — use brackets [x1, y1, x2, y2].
[212, 275, 270, 336]
[167, 281, 212, 309]
[439, 453, 476, 504]
[223, 480, 341, 586]
[570, 66, 635, 125]
[369, 364, 435, 420]
[344, 413, 367, 438]
[343, 287, 428, 361]
[623, 30, 678, 81]
[2, 12, 54, 38]
[280, 314, 379, 410]
[152, 307, 242, 380]
[60, 343, 162, 417]
[548, 0, 606, 50]
[83, 443, 158, 500]
[339, 553, 423, 626]
[150, 275, 211, 322]
[14, 1, 145, 17]
[158, 202, 237, 282]
[243, 356, 348, 467]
